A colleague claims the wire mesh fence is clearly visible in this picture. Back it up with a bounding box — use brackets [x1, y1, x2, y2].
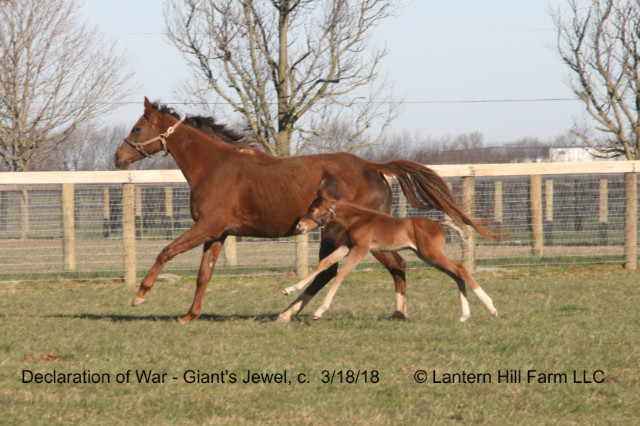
[0, 163, 637, 283]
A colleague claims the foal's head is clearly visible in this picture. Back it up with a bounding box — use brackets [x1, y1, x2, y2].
[296, 189, 338, 234]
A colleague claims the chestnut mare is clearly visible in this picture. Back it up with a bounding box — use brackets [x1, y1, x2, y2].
[113, 98, 493, 323]
[283, 189, 498, 322]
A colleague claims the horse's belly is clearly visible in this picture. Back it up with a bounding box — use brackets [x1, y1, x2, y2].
[227, 216, 297, 239]
[370, 237, 416, 252]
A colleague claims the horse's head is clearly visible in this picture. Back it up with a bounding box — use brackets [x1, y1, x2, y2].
[296, 189, 338, 234]
[113, 97, 180, 169]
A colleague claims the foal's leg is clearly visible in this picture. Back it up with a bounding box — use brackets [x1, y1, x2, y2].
[282, 246, 350, 295]
[276, 231, 342, 322]
[312, 246, 369, 320]
[372, 251, 407, 319]
[131, 222, 216, 307]
[424, 250, 498, 321]
[276, 246, 350, 323]
[179, 240, 224, 324]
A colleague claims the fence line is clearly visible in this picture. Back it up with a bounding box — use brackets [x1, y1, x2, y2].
[0, 161, 638, 283]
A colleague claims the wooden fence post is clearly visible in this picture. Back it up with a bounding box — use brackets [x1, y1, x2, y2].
[296, 234, 309, 277]
[444, 181, 453, 243]
[122, 183, 137, 285]
[494, 181, 503, 224]
[598, 179, 609, 246]
[20, 189, 29, 239]
[396, 182, 407, 218]
[624, 172, 638, 270]
[530, 175, 544, 256]
[62, 183, 76, 271]
[0, 191, 6, 232]
[135, 186, 143, 239]
[224, 236, 238, 267]
[164, 186, 174, 238]
[103, 187, 111, 237]
[544, 179, 554, 245]
[461, 176, 476, 272]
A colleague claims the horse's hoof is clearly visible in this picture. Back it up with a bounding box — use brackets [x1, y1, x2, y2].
[389, 310, 407, 320]
[281, 289, 291, 296]
[179, 312, 200, 323]
[131, 296, 146, 307]
[459, 315, 470, 323]
[492, 310, 499, 319]
[275, 313, 290, 323]
[311, 314, 322, 320]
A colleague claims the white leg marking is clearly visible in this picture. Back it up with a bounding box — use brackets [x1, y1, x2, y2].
[282, 275, 314, 295]
[459, 290, 471, 322]
[311, 248, 368, 320]
[473, 287, 498, 318]
[276, 293, 312, 323]
[395, 291, 407, 318]
[312, 278, 343, 320]
[281, 246, 349, 296]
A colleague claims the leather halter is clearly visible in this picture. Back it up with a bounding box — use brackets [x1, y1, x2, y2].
[304, 201, 337, 229]
[123, 119, 184, 158]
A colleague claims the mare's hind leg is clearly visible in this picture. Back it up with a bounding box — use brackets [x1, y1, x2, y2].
[131, 222, 216, 307]
[179, 240, 224, 323]
[372, 251, 407, 319]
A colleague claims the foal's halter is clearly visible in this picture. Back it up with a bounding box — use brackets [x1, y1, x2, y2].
[305, 201, 337, 229]
[124, 119, 184, 158]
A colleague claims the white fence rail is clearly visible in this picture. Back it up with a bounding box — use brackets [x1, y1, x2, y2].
[0, 161, 638, 283]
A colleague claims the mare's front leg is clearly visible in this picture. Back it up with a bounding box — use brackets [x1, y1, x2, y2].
[312, 245, 369, 320]
[372, 251, 407, 319]
[131, 222, 216, 308]
[179, 239, 224, 323]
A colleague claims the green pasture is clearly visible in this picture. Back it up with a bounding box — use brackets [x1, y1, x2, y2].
[1, 266, 639, 424]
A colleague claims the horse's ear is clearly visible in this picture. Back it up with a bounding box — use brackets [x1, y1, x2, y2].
[144, 97, 154, 115]
[318, 175, 339, 198]
[317, 187, 333, 202]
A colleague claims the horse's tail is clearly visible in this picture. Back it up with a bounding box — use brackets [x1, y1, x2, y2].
[376, 159, 497, 242]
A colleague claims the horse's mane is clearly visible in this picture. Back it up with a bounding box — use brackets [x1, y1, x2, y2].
[152, 102, 261, 150]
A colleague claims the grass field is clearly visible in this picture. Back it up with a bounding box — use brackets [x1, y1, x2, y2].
[1, 266, 639, 424]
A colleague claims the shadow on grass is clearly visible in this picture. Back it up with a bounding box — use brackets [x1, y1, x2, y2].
[45, 312, 282, 323]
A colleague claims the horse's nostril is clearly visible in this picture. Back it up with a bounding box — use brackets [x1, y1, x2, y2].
[113, 152, 130, 170]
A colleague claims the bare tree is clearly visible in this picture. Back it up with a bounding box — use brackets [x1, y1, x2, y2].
[552, 0, 640, 160]
[166, 0, 401, 156]
[0, 0, 133, 172]
[35, 124, 135, 171]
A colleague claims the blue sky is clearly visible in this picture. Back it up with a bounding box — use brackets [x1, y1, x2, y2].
[80, 0, 582, 144]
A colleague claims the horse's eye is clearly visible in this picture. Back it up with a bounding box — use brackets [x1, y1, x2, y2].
[132, 126, 141, 133]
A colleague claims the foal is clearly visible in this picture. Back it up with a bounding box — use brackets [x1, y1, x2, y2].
[282, 190, 498, 322]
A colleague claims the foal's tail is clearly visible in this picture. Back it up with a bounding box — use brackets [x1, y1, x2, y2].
[376, 159, 496, 242]
[439, 220, 468, 243]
